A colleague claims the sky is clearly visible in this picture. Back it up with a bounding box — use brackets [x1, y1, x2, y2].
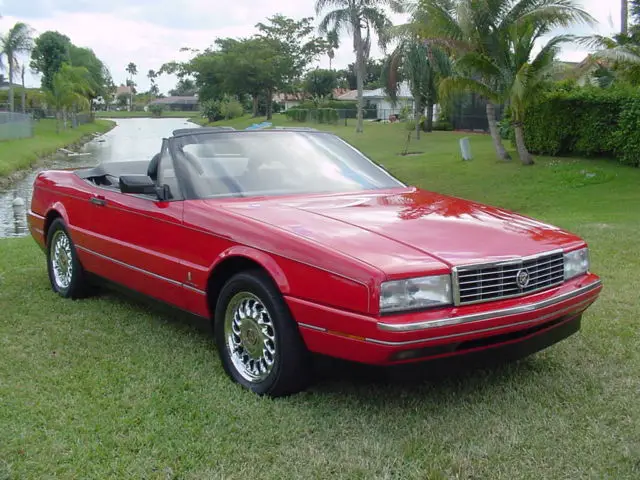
[0, 0, 623, 95]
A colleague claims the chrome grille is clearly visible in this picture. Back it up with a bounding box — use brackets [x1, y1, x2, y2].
[454, 251, 565, 306]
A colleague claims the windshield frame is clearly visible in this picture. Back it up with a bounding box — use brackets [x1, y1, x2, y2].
[167, 130, 406, 200]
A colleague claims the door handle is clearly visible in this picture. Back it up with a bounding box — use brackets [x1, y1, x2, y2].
[90, 196, 107, 206]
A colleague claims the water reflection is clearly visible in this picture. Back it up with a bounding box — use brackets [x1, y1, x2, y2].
[0, 118, 195, 238]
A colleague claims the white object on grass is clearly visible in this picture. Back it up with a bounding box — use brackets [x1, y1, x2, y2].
[460, 137, 472, 161]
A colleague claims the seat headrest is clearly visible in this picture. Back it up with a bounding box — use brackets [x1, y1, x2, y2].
[148, 153, 161, 181]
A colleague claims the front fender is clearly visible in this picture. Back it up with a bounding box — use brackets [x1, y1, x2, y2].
[209, 245, 290, 294]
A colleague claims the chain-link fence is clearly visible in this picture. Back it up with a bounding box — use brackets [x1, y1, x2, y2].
[0, 112, 33, 141]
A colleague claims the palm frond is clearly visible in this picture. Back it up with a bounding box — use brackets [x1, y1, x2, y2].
[439, 76, 499, 103]
[317, 8, 352, 35]
[315, 0, 348, 16]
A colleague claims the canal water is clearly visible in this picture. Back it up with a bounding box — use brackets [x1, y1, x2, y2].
[0, 118, 196, 238]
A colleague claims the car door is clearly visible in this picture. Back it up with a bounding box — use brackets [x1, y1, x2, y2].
[80, 141, 192, 311]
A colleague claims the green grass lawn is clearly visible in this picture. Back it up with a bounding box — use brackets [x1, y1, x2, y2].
[1, 117, 639, 479]
[96, 110, 202, 119]
[0, 119, 115, 178]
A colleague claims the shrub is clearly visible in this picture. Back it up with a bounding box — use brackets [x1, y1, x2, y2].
[433, 119, 453, 131]
[201, 99, 222, 122]
[220, 98, 244, 119]
[148, 104, 164, 117]
[523, 85, 640, 165]
[614, 97, 640, 167]
[286, 108, 338, 124]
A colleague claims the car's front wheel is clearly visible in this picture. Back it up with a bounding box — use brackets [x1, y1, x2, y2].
[46, 219, 91, 299]
[214, 270, 311, 397]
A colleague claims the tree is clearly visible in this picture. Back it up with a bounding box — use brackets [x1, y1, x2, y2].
[383, 37, 451, 138]
[44, 63, 93, 132]
[20, 63, 26, 113]
[30, 31, 71, 91]
[256, 14, 326, 88]
[304, 68, 338, 98]
[126, 62, 137, 110]
[338, 58, 387, 90]
[0, 22, 34, 112]
[316, 0, 405, 133]
[169, 78, 197, 96]
[419, 0, 593, 164]
[325, 30, 340, 70]
[69, 45, 111, 109]
[623, 0, 629, 36]
[147, 69, 159, 96]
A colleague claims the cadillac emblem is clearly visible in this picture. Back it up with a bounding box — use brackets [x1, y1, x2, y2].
[516, 269, 531, 289]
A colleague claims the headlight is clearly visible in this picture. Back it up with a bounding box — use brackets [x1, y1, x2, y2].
[564, 248, 590, 280]
[380, 275, 452, 313]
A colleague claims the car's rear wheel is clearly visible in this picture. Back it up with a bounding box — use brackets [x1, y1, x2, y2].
[214, 270, 311, 397]
[46, 219, 91, 299]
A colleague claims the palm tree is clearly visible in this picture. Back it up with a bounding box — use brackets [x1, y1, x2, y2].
[147, 69, 159, 96]
[45, 63, 93, 132]
[316, 0, 405, 133]
[383, 38, 451, 139]
[125, 62, 137, 111]
[0, 22, 33, 112]
[573, 34, 640, 86]
[326, 30, 340, 70]
[20, 63, 26, 113]
[418, 0, 593, 163]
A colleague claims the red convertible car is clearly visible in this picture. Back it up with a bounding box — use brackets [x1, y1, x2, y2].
[28, 126, 602, 396]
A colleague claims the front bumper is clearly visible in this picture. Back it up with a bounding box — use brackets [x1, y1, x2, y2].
[288, 274, 602, 365]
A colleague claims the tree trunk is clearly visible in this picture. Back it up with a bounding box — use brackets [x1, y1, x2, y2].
[8, 60, 14, 113]
[414, 99, 421, 140]
[486, 102, 511, 161]
[426, 102, 434, 132]
[513, 122, 534, 165]
[21, 67, 26, 114]
[252, 95, 259, 117]
[354, 28, 365, 134]
[622, 0, 629, 35]
[266, 89, 273, 120]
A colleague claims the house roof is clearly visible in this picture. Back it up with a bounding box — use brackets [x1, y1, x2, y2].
[0, 81, 23, 91]
[115, 85, 132, 96]
[273, 92, 307, 102]
[364, 81, 413, 99]
[336, 90, 358, 101]
[148, 96, 199, 105]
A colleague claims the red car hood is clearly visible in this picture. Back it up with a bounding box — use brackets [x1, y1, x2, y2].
[213, 187, 584, 272]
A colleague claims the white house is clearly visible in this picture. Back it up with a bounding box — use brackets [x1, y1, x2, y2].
[337, 82, 440, 121]
[363, 82, 415, 120]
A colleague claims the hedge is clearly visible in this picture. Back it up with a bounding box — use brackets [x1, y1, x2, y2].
[523, 86, 640, 166]
[285, 108, 339, 124]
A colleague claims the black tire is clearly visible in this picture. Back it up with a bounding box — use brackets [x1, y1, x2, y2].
[214, 270, 311, 397]
[46, 219, 92, 299]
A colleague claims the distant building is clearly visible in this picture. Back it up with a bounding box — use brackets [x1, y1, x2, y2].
[0, 79, 22, 91]
[147, 95, 199, 111]
[273, 92, 307, 111]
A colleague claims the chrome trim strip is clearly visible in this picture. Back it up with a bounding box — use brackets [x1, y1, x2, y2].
[377, 280, 602, 333]
[298, 322, 327, 332]
[28, 210, 45, 220]
[368, 298, 594, 346]
[76, 245, 207, 295]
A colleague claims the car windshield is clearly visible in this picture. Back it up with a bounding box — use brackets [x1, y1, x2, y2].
[172, 131, 405, 199]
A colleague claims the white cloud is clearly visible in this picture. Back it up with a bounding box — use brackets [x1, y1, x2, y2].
[0, 0, 624, 93]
